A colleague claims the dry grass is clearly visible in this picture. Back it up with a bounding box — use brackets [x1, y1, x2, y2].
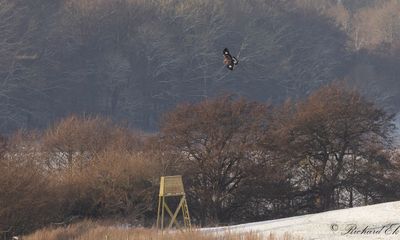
[22, 220, 302, 240]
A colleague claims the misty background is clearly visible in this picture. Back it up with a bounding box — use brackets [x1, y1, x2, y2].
[1, 0, 399, 132]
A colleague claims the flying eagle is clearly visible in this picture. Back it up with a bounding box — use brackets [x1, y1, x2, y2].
[223, 48, 238, 70]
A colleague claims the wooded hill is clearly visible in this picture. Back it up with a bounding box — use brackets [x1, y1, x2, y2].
[1, 0, 400, 132]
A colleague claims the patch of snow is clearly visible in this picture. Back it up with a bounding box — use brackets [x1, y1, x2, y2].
[203, 201, 400, 239]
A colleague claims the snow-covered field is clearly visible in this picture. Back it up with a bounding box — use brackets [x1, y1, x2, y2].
[203, 201, 400, 240]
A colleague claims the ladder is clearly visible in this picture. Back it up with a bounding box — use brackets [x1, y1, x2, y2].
[182, 195, 191, 229]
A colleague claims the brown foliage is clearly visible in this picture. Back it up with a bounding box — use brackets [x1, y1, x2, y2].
[22, 220, 302, 240]
[267, 83, 395, 211]
[1, 116, 156, 236]
[42, 116, 155, 221]
[42, 115, 143, 171]
[0, 132, 58, 235]
[81, 150, 158, 217]
[160, 96, 269, 225]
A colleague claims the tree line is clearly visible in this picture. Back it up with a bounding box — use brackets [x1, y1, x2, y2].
[0, 84, 398, 236]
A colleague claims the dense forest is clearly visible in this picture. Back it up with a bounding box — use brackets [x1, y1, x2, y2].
[1, 0, 400, 237]
[1, 0, 400, 132]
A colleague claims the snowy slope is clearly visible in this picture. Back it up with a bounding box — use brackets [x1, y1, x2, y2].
[203, 201, 400, 239]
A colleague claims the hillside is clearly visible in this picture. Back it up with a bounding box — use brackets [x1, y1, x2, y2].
[0, 0, 399, 131]
[204, 201, 400, 239]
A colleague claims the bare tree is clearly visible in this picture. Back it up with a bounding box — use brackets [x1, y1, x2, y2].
[0, 1, 32, 128]
[267, 83, 395, 211]
[42, 115, 142, 171]
[0, 131, 57, 235]
[160, 95, 268, 225]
